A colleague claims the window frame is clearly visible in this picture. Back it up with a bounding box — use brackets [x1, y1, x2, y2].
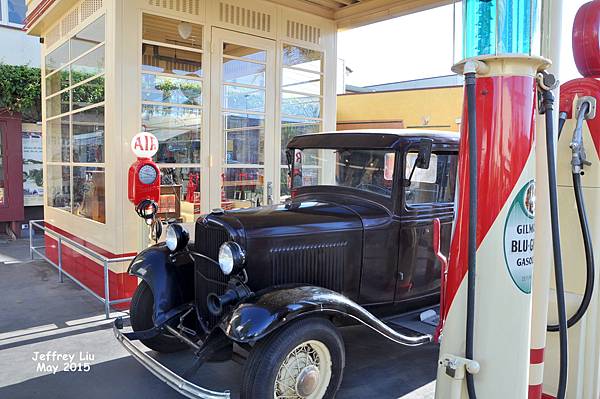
[401, 147, 458, 210]
[0, 0, 27, 28]
[140, 12, 205, 170]
[279, 43, 325, 198]
[43, 14, 107, 223]
[139, 12, 206, 222]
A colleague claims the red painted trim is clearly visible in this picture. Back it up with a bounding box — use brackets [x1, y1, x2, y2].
[441, 75, 536, 323]
[23, 0, 56, 31]
[44, 235, 137, 308]
[529, 386, 557, 399]
[432, 218, 448, 343]
[530, 348, 545, 364]
[529, 384, 542, 399]
[44, 221, 137, 259]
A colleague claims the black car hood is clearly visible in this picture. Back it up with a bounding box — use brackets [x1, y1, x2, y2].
[204, 196, 390, 239]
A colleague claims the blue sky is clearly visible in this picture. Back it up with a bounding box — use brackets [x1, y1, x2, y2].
[339, 1, 585, 87]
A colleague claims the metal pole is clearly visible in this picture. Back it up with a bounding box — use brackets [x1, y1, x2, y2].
[104, 260, 110, 319]
[29, 220, 33, 260]
[57, 237, 64, 283]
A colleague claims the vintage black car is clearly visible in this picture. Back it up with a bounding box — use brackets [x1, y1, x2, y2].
[114, 129, 459, 399]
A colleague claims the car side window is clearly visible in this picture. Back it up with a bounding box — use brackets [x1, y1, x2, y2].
[405, 151, 457, 206]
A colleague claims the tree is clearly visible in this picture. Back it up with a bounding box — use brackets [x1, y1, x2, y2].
[0, 64, 42, 122]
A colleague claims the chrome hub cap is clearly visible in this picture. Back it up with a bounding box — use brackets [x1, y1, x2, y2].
[296, 365, 320, 397]
[274, 340, 332, 399]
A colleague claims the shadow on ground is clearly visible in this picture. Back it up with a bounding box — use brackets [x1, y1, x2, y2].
[0, 252, 438, 399]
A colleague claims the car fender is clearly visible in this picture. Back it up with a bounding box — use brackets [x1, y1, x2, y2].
[218, 285, 432, 346]
[128, 244, 194, 326]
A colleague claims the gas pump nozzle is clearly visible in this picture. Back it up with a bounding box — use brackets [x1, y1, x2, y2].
[570, 97, 596, 175]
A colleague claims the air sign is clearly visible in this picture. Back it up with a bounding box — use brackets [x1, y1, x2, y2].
[131, 132, 159, 159]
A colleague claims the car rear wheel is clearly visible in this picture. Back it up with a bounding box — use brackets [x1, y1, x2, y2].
[240, 317, 345, 399]
[130, 281, 187, 353]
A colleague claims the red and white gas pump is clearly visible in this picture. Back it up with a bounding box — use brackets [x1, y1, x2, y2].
[128, 132, 162, 242]
[529, 2, 600, 397]
[434, 1, 552, 398]
[436, 2, 600, 399]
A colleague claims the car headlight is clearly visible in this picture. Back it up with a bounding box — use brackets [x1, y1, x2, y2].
[166, 224, 189, 252]
[218, 242, 245, 275]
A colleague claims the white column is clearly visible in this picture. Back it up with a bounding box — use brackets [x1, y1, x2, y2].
[530, 0, 563, 395]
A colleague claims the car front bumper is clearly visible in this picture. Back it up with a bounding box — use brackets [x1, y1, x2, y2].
[113, 320, 231, 399]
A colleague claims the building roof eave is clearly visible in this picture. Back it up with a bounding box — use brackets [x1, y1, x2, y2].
[25, 0, 78, 37]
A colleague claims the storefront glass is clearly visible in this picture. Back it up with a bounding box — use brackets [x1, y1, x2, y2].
[141, 14, 204, 222]
[44, 14, 106, 223]
[280, 45, 323, 198]
[220, 42, 269, 209]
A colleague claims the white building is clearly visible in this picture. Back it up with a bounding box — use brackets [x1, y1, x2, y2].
[0, 0, 40, 66]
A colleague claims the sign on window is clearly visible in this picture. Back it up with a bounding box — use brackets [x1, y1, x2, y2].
[22, 131, 44, 207]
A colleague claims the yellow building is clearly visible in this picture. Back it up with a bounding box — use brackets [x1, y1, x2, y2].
[338, 76, 463, 131]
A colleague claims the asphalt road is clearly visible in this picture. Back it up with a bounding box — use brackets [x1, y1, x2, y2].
[0, 239, 437, 399]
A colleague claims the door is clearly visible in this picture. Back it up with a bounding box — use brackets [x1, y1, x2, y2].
[0, 122, 6, 209]
[209, 28, 277, 210]
[395, 150, 457, 301]
[0, 115, 24, 222]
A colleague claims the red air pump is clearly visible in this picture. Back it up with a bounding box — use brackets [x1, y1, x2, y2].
[128, 132, 162, 242]
[128, 132, 160, 207]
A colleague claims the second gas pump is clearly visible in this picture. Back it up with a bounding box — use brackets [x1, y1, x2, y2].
[435, 0, 556, 398]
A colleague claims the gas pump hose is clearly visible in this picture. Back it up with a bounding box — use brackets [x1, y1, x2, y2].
[465, 71, 478, 399]
[548, 101, 595, 332]
[540, 88, 568, 399]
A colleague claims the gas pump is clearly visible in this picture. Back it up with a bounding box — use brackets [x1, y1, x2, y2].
[128, 132, 162, 243]
[530, 1, 600, 397]
[435, 1, 553, 398]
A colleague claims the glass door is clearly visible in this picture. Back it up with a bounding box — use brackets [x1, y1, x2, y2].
[209, 28, 276, 210]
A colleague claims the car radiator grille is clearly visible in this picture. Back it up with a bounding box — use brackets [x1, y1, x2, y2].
[194, 224, 230, 330]
[270, 242, 347, 292]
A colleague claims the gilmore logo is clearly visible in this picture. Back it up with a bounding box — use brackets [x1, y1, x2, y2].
[131, 132, 159, 158]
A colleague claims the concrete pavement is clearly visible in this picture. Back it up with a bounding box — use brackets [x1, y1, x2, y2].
[0, 238, 437, 399]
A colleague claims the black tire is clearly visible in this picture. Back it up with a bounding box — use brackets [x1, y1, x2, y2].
[130, 281, 187, 353]
[241, 317, 345, 399]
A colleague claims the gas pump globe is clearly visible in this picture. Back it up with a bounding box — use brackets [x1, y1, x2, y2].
[462, 0, 541, 58]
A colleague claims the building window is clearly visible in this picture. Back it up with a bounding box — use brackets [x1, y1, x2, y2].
[0, 0, 27, 25]
[280, 45, 324, 198]
[44, 15, 106, 223]
[141, 14, 204, 223]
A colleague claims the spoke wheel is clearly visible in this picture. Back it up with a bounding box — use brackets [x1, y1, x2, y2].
[241, 317, 345, 399]
[274, 340, 332, 399]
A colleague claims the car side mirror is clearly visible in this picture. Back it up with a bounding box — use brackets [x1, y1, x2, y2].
[404, 139, 434, 187]
[285, 149, 294, 176]
[415, 139, 433, 169]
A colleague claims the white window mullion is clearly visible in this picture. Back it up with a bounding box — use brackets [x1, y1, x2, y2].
[0, 0, 8, 24]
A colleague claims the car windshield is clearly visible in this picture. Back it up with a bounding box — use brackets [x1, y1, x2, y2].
[288, 148, 396, 197]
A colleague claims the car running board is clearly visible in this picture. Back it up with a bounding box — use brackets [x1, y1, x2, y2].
[385, 305, 440, 338]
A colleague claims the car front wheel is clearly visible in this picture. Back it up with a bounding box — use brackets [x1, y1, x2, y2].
[241, 317, 345, 399]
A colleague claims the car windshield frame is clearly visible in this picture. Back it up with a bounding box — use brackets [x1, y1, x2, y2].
[286, 146, 399, 200]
